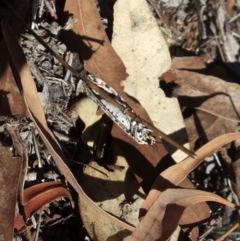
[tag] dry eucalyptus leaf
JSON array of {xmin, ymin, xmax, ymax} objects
[
  {"xmin": 171, "ymin": 56, "xmax": 206, "ymax": 71},
  {"xmin": 140, "ymin": 132, "xmax": 240, "ymax": 221},
  {"xmin": 162, "ymin": 69, "xmax": 240, "ymax": 122},
  {"xmin": 112, "ymin": 0, "xmax": 188, "ymax": 162},
  {"xmin": 161, "ymin": 68, "xmax": 240, "ymax": 149},
  {"xmin": 131, "ymin": 189, "xmax": 237, "ymax": 241},
  {"xmin": 185, "ymin": 110, "xmax": 236, "ymax": 150},
  {"xmin": 63, "ymin": 0, "xmax": 128, "ymax": 84}
]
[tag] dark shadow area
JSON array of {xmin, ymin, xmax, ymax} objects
[
  {"xmin": 160, "ymin": 79, "xmax": 240, "ymax": 121},
  {"xmin": 161, "ymin": 127, "xmax": 189, "ymax": 156},
  {"xmin": 178, "ymin": 92, "xmax": 240, "ymax": 122},
  {"xmin": 0, "ymin": 90, "xmax": 11, "ymax": 116},
  {"xmin": 191, "ymin": 111, "xmax": 209, "ymax": 150},
  {"xmin": 59, "ymin": 28, "xmax": 103, "ymax": 61},
  {"xmin": 0, "ymin": 39, "xmax": 10, "ymax": 86},
  {"xmin": 226, "ymin": 62, "xmax": 240, "ymax": 81},
  {"xmin": 160, "ymin": 204, "xmax": 185, "ymax": 241},
  {"xmin": 169, "ymin": 46, "xmax": 197, "ymax": 58},
  {"xmin": 159, "ymin": 80, "xmax": 180, "ymax": 97},
  {"xmin": 95, "ymin": 0, "xmax": 117, "ymax": 40},
  {"xmin": 74, "ymin": 166, "xmax": 145, "ymax": 203},
  {"xmin": 106, "ymin": 229, "xmax": 131, "ymax": 241},
  {"xmin": 113, "ymin": 137, "xmax": 176, "ymax": 194}
]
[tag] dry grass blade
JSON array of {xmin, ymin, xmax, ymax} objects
[
  {"xmin": 140, "ymin": 132, "xmax": 240, "ymax": 220},
  {"xmin": 1, "ymin": 15, "xmax": 135, "ymax": 232},
  {"xmin": 131, "ymin": 189, "xmax": 237, "ymax": 241}
]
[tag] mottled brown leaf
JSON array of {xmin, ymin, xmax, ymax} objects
[{"xmin": 185, "ymin": 110, "xmax": 236, "ymax": 150}]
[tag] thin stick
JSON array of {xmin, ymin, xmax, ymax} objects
[
  {"xmin": 215, "ymin": 221, "xmax": 240, "ymax": 241},
  {"xmin": 3, "ymin": 0, "xmax": 196, "ymax": 158}
]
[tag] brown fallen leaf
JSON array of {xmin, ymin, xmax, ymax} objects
[
  {"xmin": 0, "ymin": 39, "xmax": 26, "ymax": 116},
  {"xmin": 63, "ymin": 0, "xmax": 128, "ymax": 84},
  {"xmin": 1, "ymin": 15, "xmax": 134, "ymax": 232},
  {"xmin": 131, "ymin": 189, "xmax": 237, "ymax": 241},
  {"xmin": 0, "ymin": 146, "xmax": 22, "ymax": 241},
  {"xmin": 161, "ymin": 68, "xmax": 240, "ymax": 149},
  {"xmin": 140, "ymin": 132, "xmax": 240, "ymax": 221},
  {"xmin": 171, "ymin": 56, "xmax": 206, "ymax": 71},
  {"xmin": 14, "ymin": 181, "xmax": 72, "ymax": 230},
  {"xmin": 162, "ymin": 69, "xmax": 240, "ymax": 123},
  {"xmin": 185, "ymin": 110, "xmax": 236, "ymax": 150},
  {"xmin": 0, "ymin": 0, "xmax": 31, "ymax": 117}
]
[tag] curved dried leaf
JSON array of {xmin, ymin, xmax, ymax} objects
[
  {"xmin": 1, "ymin": 16, "xmax": 134, "ymax": 232},
  {"xmin": 140, "ymin": 132, "xmax": 240, "ymax": 219},
  {"xmin": 131, "ymin": 189, "xmax": 237, "ymax": 241},
  {"xmin": 14, "ymin": 181, "xmax": 72, "ymax": 230}
]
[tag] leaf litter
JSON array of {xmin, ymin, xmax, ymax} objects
[{"xmin": 1, "ymin": 0, "xmax": 240, "ymax": 241}]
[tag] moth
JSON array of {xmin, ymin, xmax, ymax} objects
[{"xmin": 79, "ymin": 75, "xmax": 156, "ymax": 145}]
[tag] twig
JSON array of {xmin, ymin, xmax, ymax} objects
[
  {"xmin": 3, "ymin": 0, "xmax": 196, "ymax": 158},
  {"xmin": 31, "ymin": 126, "xmax": 43, "ymax": 168},
  {"xmin": 215, "ymin": 221, "xmax": 240, "ymax": 241},
  {"xmin": 34, "ymin": 209, "xmax": 43, "ymax": 241},
  {"xmin": 67, "ymin": 159, "xmax": 109, "ymax": 178}
]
